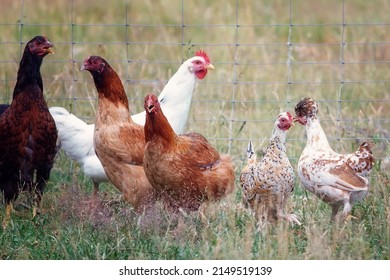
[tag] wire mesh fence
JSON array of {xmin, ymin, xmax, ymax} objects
[{"xmin": 0, "ymin": 0, "xmax": 389, "ymax": 166}]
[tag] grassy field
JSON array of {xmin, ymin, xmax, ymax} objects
[{"xmin": 0, "ymin": 0, "xmax": 389, "ymax": 260}]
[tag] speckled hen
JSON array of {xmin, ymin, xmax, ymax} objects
[
  {"xmin": 294, "ymin": 97, "xmax": 374, "ymax": 221},
  {"xmin": 240, "ymin": 112, "xmax": 301, "ymax": 227}
]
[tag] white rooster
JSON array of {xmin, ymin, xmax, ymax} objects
[
  {"xmin": 50, "ymin": 51, "xmax": 214, "ymax": 192},
  {"xmin": 294, "ymin": 97, "xmax": 375, "ymax": 221}
]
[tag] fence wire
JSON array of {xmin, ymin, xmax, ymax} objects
[{"xmin": 0, "ymin": 0, "xmax": 389, "ymax": 165}]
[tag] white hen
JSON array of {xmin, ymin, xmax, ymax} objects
[
  {"xmin": 49, "ymin": 107, "xmax": 107, "ymax": 193},
  {"xmin": 294, "ymin": 97, "xmax": 375, "ymax": 221},
  {"xmin": 50, "ymin": 51, "xmax": 214, "ymax": 191},
  {"xmin": 131, "ymin": 50, "xmax": 214, "ymax": 129}
]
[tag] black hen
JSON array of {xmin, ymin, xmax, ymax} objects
[{"xmin": 0, "ymin": 36, "xmax": 58, "ymax": 228}]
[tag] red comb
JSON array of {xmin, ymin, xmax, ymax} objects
[{"xmin": 195, "ymin": 50, "xmax": 210, "ymax": 64}]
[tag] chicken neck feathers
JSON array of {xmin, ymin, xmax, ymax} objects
[
  {"xmin": 132, "ymin": 55, "xmax": 200, "ymax": 130},
  {"xmin": 13, "ymin": 49, "xmax": 44, "ymax": 95},
  {"xmin": 92, "ymin": 65, "xmax": 130, "ymax": 110}
]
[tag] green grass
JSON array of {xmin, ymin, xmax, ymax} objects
[
  {"xmin": 0, "ymin": 0, "xmax": 389, "ymax": 260},
  {"xmin": 1, "ymin": 153, "xmax": 389, "ymax": 260}
]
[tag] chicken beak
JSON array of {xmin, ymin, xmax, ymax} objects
[
  {"xmin": 47, "ymin": 47, "xmax": 55, "ymax": 54},
  {"xmin": 80, "ymin": 65, "xmax": 86, "ymax": 71},
  {"xmin": 146, "ymin": 99, "xmax": 156, "ymax": 113},
  {"xmin": 145, "ymin": 97, "xmax": 152, "ymax": 113},
  {"xmin": 292, "ymin": 116, "xmax": 307, "ymax": 125},
  {"xmin": 206, "ymin": 63, "xmax": 215, "ymax": 70}
]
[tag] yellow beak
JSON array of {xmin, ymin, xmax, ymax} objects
[{"xmin": 206, "ymin": 63, "xmax": 215, "ymax": 70}]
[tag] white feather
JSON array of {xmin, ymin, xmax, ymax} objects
[{"xmin": 49, "ymin": 107, "xmax": 108, "ymax": 183}]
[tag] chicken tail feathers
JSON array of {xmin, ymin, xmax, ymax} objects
[
  {"xmin": 347, "ymin": 141, "xmax": 375, "ymax": 176},
  {"xmin": 246, "ymin": 140, "xmax": 256, "ymax": 164}
]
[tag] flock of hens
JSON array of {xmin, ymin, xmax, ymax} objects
[{"xmin": 0, "ymin": 36, "xmax": 375, "ymax": 230}]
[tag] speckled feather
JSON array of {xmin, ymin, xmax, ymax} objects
[
  {"xmin": 240, "ymin": 112, "xmax": 300, "ymax": 225},
  {"xmin": 294, "ymin": 97, "xmax": 375, "ymax": 221}
]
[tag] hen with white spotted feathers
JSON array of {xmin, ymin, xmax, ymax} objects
[
  {"xmin": 240, "ymin": 112, "xmax": 301, "ymax": 228},
  {"xmin": 294, "ymin": 97, "xmax": 375, "ymax": 221}
]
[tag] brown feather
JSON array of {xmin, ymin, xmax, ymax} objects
[
  {"xmin": 0, "ymin": 36, "xmax": 57, "ymax": 227},
  {"xmin": 329, "ymin": 164, "xmax": 368, "ymax": 190},
  {"xmin": 82, "ymin": 56, "xmax": 155, "ymax": 211},
  {"xmin": 143, "ymin": 94, "xmax": 235, "ymax": 212}
]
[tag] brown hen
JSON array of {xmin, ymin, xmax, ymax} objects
[
  {"xmin": 81, "ymin": 56, "xmax": 155, "ymax": 212},
  {"xmin": 143, "ymin": 94, "xmax": 235, "ymax": 212},
  {"xmin": 0, "ymin": 36, "xmax": 57, "ymax": 228}
]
